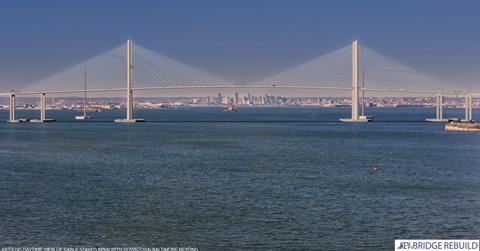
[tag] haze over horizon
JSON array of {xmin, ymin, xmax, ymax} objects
[{"xmin": 1, "ymin": 0, "xmax": 479, "ymax": 92}]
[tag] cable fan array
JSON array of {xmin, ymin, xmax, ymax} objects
[
  {"xmin": 252, "ymin": 44, "xmax": 450, "ymax": 92},
  {"xmin": 252, "ymin": 45, "xmax": 352, "ymax": 87},
  {"xmin": 21, "ymin": 43, "xmax": 232, "ymax": 92},
  {"xmin": 21, "ymin": 42, "xmax": 454, "ymax": 93},
  {"xmin": 361, "ymin": 46, "xmax": 451, "ymax": 92}
]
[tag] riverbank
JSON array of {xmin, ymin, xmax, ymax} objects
[{"xmin": 445, "ymin": 121, "xmax": 480, "ymax": 132}]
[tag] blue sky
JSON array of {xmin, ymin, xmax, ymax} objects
[{"xmin": 0, "ymin": 0, "xmax": 479, "ymax": 89}]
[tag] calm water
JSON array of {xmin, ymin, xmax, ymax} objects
[{"xmin": 0, "ymin": 107, "xmax": 479, "ymax": 250}]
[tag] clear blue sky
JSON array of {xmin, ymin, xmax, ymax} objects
[{"xmin": 0, "ymin": 0, "xmax": 479, "ymax": 89}]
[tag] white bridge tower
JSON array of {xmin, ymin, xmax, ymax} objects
[
  {"xmin": 115, "ymin": 39, "xmax": 145, "ymax": 123},
  {"xmin": 340, "ymin": 40, "xmax": 371, "ymax": 122}
]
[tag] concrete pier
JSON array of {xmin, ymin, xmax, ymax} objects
[
  {"xmin": 426, "ymin": 94, "xmax": 448, "ymax": 122},
  {"xmin": 115, "ymin": 39, "xmax": 145, "ymax": 123},
  {"xmin": 30, "ymin": 93, "xmax": 55, "ymax": 123},
  {"xmin": 340, "ymin": 40, "xmax": 371, "ymax": 123},
  {"xmin": 41, "ymin": 93, "xmax": 45, "ymax": 121}
]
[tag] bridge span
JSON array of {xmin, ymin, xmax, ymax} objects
[{"xmin": 1, "ymin": 40, "xmax": 478, "ymax": 123}]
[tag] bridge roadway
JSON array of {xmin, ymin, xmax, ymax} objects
[{"xmin": 1, "ymin": 85, "xmax": 480, "ymax": 96}]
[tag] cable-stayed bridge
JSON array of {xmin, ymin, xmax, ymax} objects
[{"xmin": 1, "ymin": 39, "xmax": 478, "ymax": 123}]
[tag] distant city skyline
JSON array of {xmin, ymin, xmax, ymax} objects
[
  {"xmin": 1, "ymin": 0, "xmax": 479, "ymax": 91},
  {"xmin": 1, "ymin": 95, "xmax": 477, "ymax": 109}
]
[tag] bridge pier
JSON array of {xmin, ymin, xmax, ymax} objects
[
  {"xmin": 115, "ymin": 39, "xmax": 144, "ymax": 123},
  {"xmin": 340, "ymin": 40, "xmax": 371, "ymax": 122},
  {"xmin": 7, "ymin": 93, "xmax": 16, "ymax": 122},
  {"xmin": 463, "ymin": 95, "xmax": 473, "ymax": 122},
  {"xmin": 41, "ymin": 93, "xmax": 45, "ymax": 121},
  {"xmin": 426, "ymin": 94, "xmax": 447, "ymax": 122},
  {"xmin": 30, "ymin": 93, "xmax": 55, "ymax": 123}
]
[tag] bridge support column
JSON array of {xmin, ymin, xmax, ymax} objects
[
  {"xmin": 115, "ymin": 39, "xmax": 144, "ymax": 123},
  {"xmin": 426, "ymin": 94, "xmax": 447, "ymax": 122},
  {"xmin": 340, "ymin": 40, "xmax": 370, "ymax": 122},
  {"xmin": 30, "ymin": 93, "xmax": 55, "ymax": 123},
  {"xmin": 463, "ymin": 95, "xmax": 473, "ymax": 122},
  {"xmin": 41, "ymin": 93, "xmax": 46, "ymax": 121},
  {"xmin": 7, "ymin": 93, "xmax": 16, "ymax": 122}
]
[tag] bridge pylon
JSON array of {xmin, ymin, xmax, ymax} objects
[
  {"xmin": 340, "ymin": 40, "xmax": 371, "ymax": 122},
  {"xmin": 115, "ymin": 39, "xmax": 145, "ymax": 123}
]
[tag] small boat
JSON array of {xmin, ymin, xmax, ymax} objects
[
  {"xmin": 358, "ymin": 69, "xmax": 372, "ymax": 122},
  {"xmin": 75, "ymin": 115, "xmax": 92, "ymax": 120},
  {"xmin": 75, "ymin": 68, "xmax": 92, "ymax": 120},
  {"xmin": 224, "ymin": 104, "xmax": 237, "ymax": 113},
  {"xmin": 223, "ymin": 99, "xmax": 237, "ymax": 112}
]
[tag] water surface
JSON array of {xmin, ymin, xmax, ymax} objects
[{"xmin": 0, "ymin": 108, "xmax": 479, "ymax": 250}]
